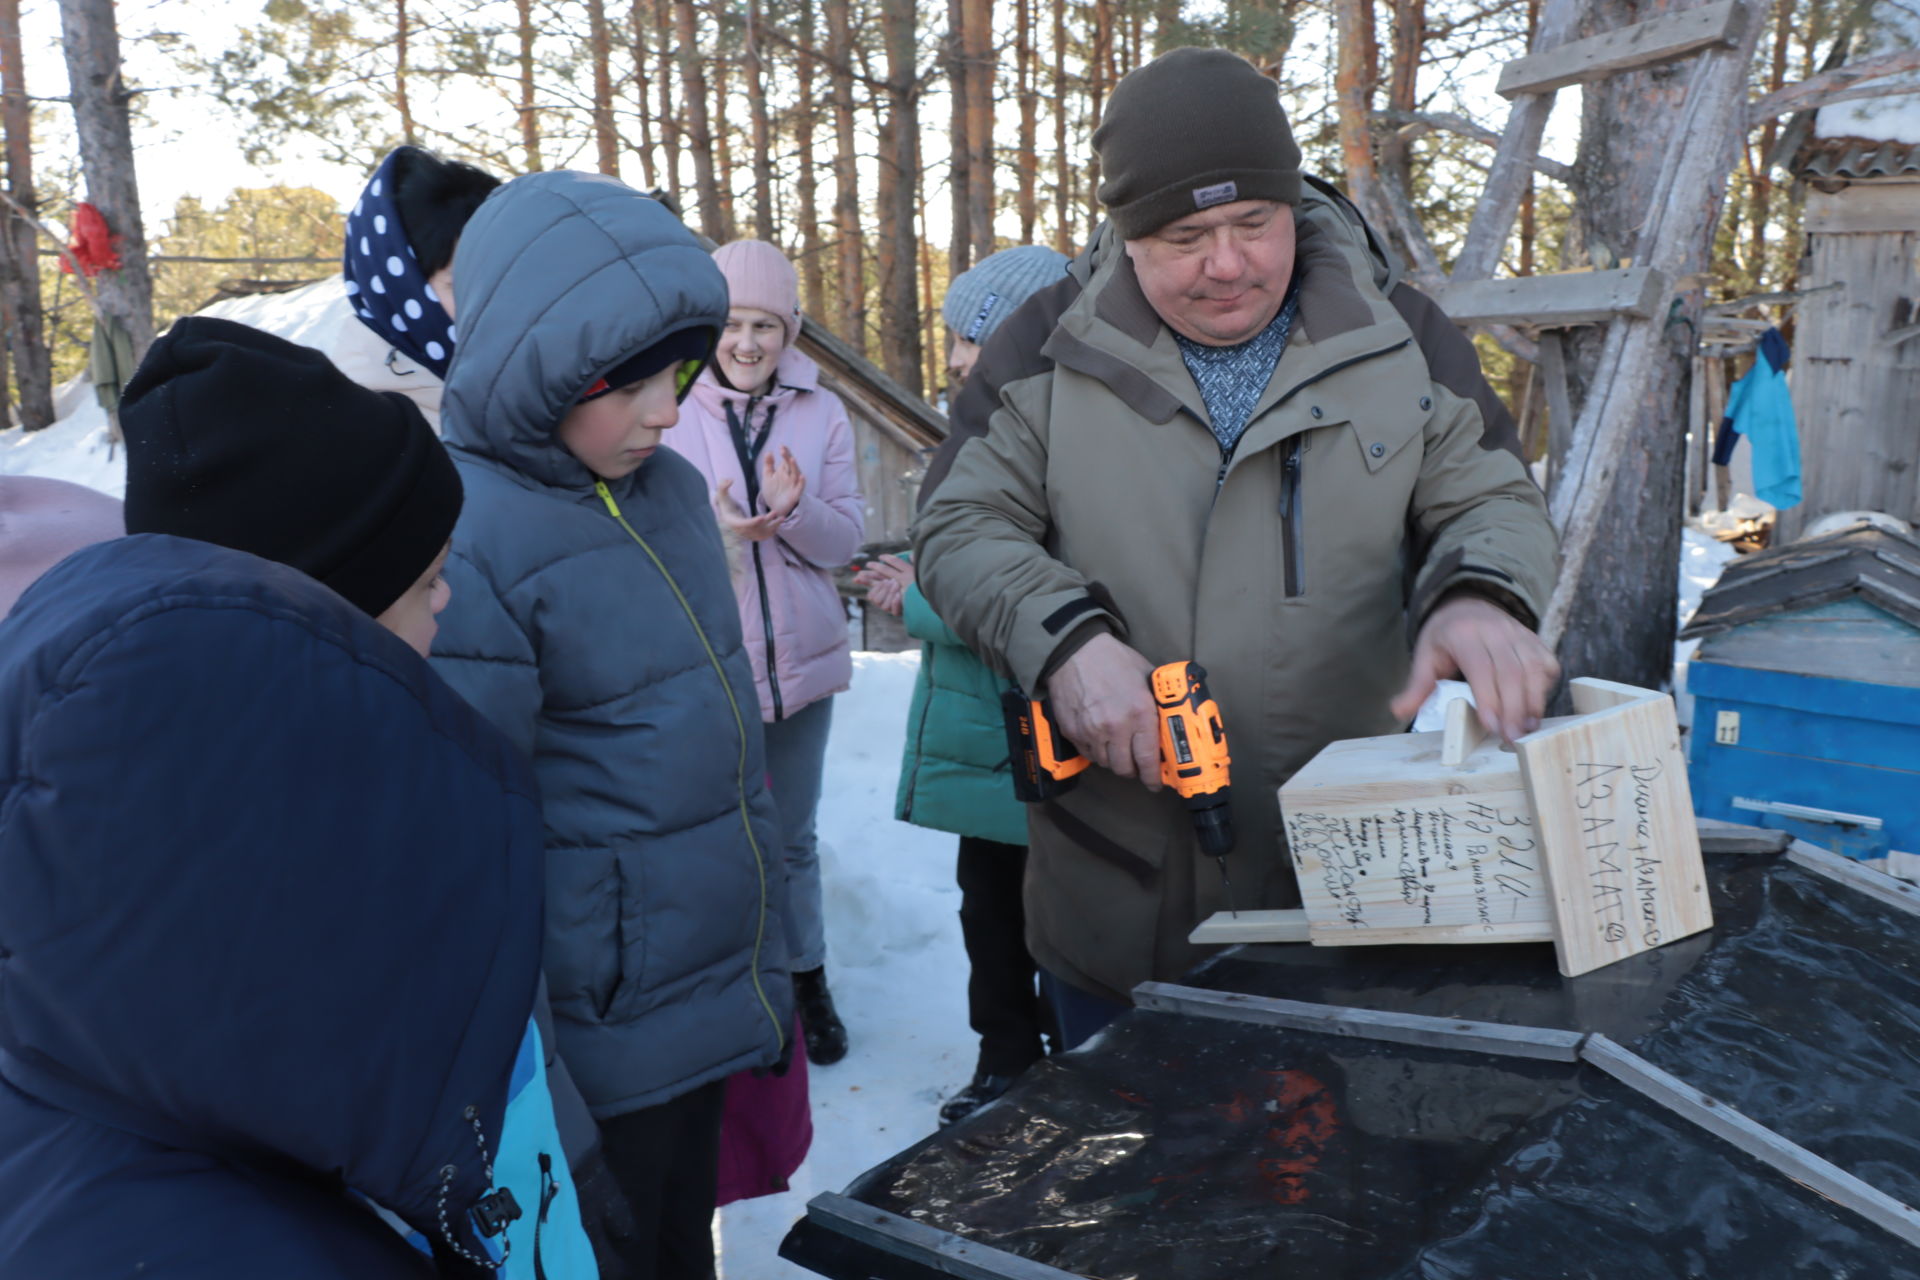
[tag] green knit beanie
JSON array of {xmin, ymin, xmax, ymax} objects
[{"xmin": 1093, "ymin": 47, "xmax": 1302, "ymax": 239}]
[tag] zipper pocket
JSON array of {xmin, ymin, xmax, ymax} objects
[{"xmin": 1279, "ymin": 436, "xmax": 1305, "ymax": 598}]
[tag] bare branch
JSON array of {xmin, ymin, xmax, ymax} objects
[
  {"xmin": 1377, "ymin": 108, "xmax": 1575, "ymax": 183},
  {"xmin": 1747, "ymin": 49, "xmax": 1920, "ymax": 125}
]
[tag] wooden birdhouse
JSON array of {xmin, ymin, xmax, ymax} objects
[{"xmin": 1211, "ymin": 679, "xmax": 1713, "ymax": 977}]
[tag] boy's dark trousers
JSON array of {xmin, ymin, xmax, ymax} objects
[
  {"xmin": 592, "ymin": 1079, "xmax": 727, "ymax": 1280},
  {"xmin": 957, "ymin": 838, "xmax": 1052, "ymax": 1075}
]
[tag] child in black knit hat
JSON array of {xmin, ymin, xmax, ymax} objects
[
  {"xmin": 112, "ymin": 314, "xmax": 611, "ymax": 1277},
  {"xmin": 119, "ymin": 315, "xmax": 461, "ymax": 655}
]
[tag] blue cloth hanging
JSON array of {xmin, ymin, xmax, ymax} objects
[
  {"xmin": 1714, "ymin": 326, "xmax": 1801, "ymax": 509},
  {"xmin": 342, "ymin": 149, "xmax": 459, "ymax": 381}
]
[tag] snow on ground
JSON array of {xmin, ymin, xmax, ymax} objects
[{"xmin": 717, "ymin": 651, "xmax": 972, "ymax": 1277}]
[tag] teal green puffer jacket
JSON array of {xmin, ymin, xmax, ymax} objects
[{"xmin": 893, "ymin": 574, "xmax": 1030, "ymax": 847}]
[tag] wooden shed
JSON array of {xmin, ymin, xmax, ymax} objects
[{"xmin": 1779, "ymin": 94, "xmax": 1920, "ymax": 540}]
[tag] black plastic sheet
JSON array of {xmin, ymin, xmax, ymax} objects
[{"xmin": 782, "ymin": 852, "xmax": 1920, "ymax": 1279}]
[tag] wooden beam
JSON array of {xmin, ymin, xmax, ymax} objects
[
  {"xmin": 1188, "ymin": 907, "xmax": 1310, "ymax": 945},
  {"xmin": 1805, "ymin": 184, "xmax": 1920, "ymax": 235},
  {"xmin": 1747, "ymin": 48, "xmax": 1920, "ymax": 125},
  {"xmin": 800, "ymin": 315, "xmax": 948, "ymax": 448},
  {"xmin": 1582, "ymin": 1035, "xmax": 1920, "ymax": 1250},
  {"xmin": 1787, "ymin": 839, "xmax": 1920, "ymax": 918},
  {"xmin": 801, "ymin": 1193, "xmax": 1084, "ymax": 1280},
  {"xmin": 1439, "ymin": 268, "xmax": 1668, "ymax": 327},
  {"xmin": 1133, "ymin": 982, "xmax": 1588, "ymax": 1062},
  {"xmin": 1496, "ymin": 1, "xmax": 1746, "ymax": 99}
]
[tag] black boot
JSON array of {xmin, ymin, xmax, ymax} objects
[
  {"xmin": 939, "ymin": 1071, "xmax": 1017, "ymax": 1126},
  {"xmin": 794, "ymin": 966, "xmax": 849, "ymax": 1065}
]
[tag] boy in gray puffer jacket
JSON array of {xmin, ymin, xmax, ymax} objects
[{"xmin": 430, "ymin": 169, "xmax": 793, "ymax": 1279}]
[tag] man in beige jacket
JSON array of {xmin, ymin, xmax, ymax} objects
[{"xmin": 914, "ymin": 47, "xmax": 1561, "ymax": 1033}]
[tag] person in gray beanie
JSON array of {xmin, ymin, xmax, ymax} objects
[
  {"xmin": 858, "ymin": 243, "xmax": 1071, "ymax": 1127},
  {"xmin": 941, "ymin": 245, "xmax": 1071, "ymax": 393},
  {"xmin": 913, "ymin": 46, "xmax": 1562, "ymax": 1044}
]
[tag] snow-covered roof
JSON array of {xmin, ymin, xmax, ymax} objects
[{"xmin": 1806, "ymin": 0, "xmax": 1920, "ymax": 159}]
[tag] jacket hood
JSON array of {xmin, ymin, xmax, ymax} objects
[
  {"xmin": 0, "ymin": 535, "xmax": 545, "ymax": 1265},
  {"xmin": 441, "ymin": 171, "xmax": 730, "ymax": 492}
]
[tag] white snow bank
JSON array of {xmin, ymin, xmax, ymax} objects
[{"xmin": 0, "ymin": 278, "xmax": 355, "ymax": 499}]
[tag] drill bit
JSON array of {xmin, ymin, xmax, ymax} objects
[{"xmin": 1215, "ymin": 854, "xmax": 1239, "ymax": 917}]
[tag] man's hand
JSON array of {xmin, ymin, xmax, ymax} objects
[
  {"xmin": 1047, "ymin": 632, "xmax": 1161, "ymax": 790},
  {"xmin": 1391, "ymin": 594, "xmax": 1560, "ymax": 743},
  {"xmin": 852, "ymin": 553, "xmax": 913, "ymax": 616}
]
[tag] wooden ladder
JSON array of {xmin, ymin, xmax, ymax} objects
[{"xmin": 1436, "ymin": 0, "xmax": 1766, "ymax": 650}]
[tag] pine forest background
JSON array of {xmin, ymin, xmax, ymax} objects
[{"xmin": 1, "ymin": 0, "xmax": 1879, "ymax": 412}]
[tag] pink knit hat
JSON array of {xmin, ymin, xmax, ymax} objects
[{"xmin": 712, "ymin": 239, "xmax": 803, "ymax": 344}]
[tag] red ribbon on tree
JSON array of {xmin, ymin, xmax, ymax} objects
[{"xmin": 62, "ymin": 202, "xmax": 122, "ymax": 276}]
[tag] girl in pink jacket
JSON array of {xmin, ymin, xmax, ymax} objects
[{"xmin": 663, "ymin": 239, "xmax": 864, "ymax": 1067}]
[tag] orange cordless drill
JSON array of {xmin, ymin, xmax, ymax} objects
[
  {"xmin": 1004, "ymin": 662, "xmax": 1238, "ymax": 903},
  {"xmin": 1151, "ymin": 660, "xmax": 1238, "ymax": 909}
]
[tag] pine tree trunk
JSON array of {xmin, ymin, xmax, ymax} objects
[
  {"xmin": 588, "ymin": 0, "xmax": 619, "ymax": 174},
  {"xmin": 1051, "ymin": 0, "xmax": 1069, "ymax": 253},
  {"xmin": 0, "ymin": 0, "xmax": 53, "ymax": 431},
  {"xmin": 57, "ymin": 0, "xmax": 154, "ymax": 364},
  {"xmin": 879, "ymin": 0, "xmax": 923, "ymax": 395},
  {"xmin": 947, "ymin": 0, "xmax": 971, "ymax": 277},
  {"xmin": 1748, "ymin": 0, "xmax": 1791, "ymax": 274},
  {"xmin": 395, "ymin": 0, "xmax": 417, "ymax": 145},
  {"xmin": 656, "ymin": 0, "xmax": 681, "ymax": 205},
  {"xmin": 712, "ymin": 47, "xmax": 736, "ymax": 240},
  {"xmin": 1015, "ymin": 0, "xmax": 1038, "ymax": 244},
  {"xmin": 795, "ymin": 0, "xmax": 825, "ymax": 314},
  {"xmin": 677, "ymin": 1, "xmax": 725, "ymax": 240},
  {"xmin": 827, "ymin": 0, "xmax": 865, "ymax": 349},
  {"xmin": 745, "ymin": 0, "xmax": 775, "ymax": 239},
  {"xmin": 963, "ymin": 0, "xmax": 995, "ymax": 262},
  {"xmin": 1380, "ymin": 0, "xmax": 1423, "ymax": 195},
  {"xmin": 1332, "ymin": 0, "xmax": 1391, "ymax": 235},
  {"xmin": 919, "ymin": 183, "xmax": 941, "ymax": 394},
  {"xmin": 627, "ymin": 1, "xmax": 657, "ymax": 188},
  {"xmin": 515, "ymin": 0, "xmax": 542, "ymax": 170},
  {"xmin": 1086, "ymin": 0, "xmax": 1111, "ymax": 235}
]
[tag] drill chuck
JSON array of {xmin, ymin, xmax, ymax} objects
[{"xmin": 1188, "ymin": 799, "xmax": 1235, "ymax": 859}]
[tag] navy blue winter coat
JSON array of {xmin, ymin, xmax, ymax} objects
[
  {"xmin": 432, "ymin": 171, "xmax": 792, "ymax": 1117},
  {"xmin": 0, "ymin": 535, "xmax": 546, "ymax": 1277}
]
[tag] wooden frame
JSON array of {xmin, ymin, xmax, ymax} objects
[{"xmin": 1495, "ymin": 0, "xmax": 1746, "ymax": 97}]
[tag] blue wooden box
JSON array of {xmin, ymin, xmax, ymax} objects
[{"xmin": 1683, "ymin": 526, "xmax": 1920, "ymax": 861}]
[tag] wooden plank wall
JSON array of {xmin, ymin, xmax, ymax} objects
[{"xmin": 1783, "ymin": 180, "xmax": 1920, "ymax": 541}]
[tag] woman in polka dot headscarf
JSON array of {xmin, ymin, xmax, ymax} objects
[{"xmin": 333, "ymin": 147, "xmax": 501, "ymax": 433}]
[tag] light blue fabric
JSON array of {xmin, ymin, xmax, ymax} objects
[
  {"xmin": 1724, "ymin": 328, "xmax": 1801, "ymax": 510},
  {"xmin": 495, "ymin": 1020, "xmax": 596, "ymax": 1279},
  {"xmin": 431, "ymin": 171, "xmax": 793, "ymax": 1118}
]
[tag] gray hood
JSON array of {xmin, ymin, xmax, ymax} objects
[{"xmin": 441, "ymin": 170, "xmax": 728, "ymax": 492}]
